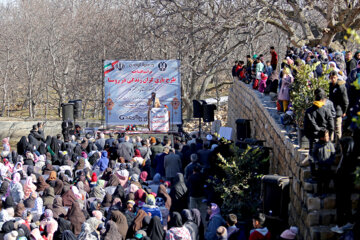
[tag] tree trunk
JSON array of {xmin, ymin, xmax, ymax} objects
[{"xmin": 319, "ymin": 30, "xmax": 337, "ymax": 47}]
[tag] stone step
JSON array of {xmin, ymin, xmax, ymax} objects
[
  {"xmin": 305, "ymin": 193, "xmax": 359, "ymax": 211},
  {"xmin": 309, "ymin": 225, "xmax": 337, "ymax": 240}
]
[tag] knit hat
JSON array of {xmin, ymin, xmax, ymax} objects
[
  {"xmin": 280, "ymin": 226, "xmax": 298, "ymax": 239},
  {"xmin": 4, "ymin": 231, "xmax": 18, "ymax": 240}
]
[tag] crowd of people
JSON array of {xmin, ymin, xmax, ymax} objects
[
  {"xmin": 0, "ymin": 122, "xmax": 300, "ymax": 240},
  {"xmin": 232, "ymin": 46, "xmax": 360, "ymax": 236}
]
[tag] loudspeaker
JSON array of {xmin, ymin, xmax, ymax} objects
[
  {"xmin": 236, "ymin": 119, "xmax": 251, "ymax": 140},
  {"xmin": 193, "ymin": 100, "xmax": 207, "ymax": 118},
  {"xmin": 261, "ymin": 175, "xmax": 290, "ymax": 220},
  {"xmin": 69, "ymin": 99, "xmax": 82, "ymax": 119},
  {"xmin": 202, "ymin": 104, "xmax": 216, "ymax": 122},
  {"xmin": 62, "ymin": 103, "xmax": 74, "ymax": 121}
]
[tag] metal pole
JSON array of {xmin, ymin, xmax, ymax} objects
[
  {"xmin": 199, "ymin": 117, "xmax": 201, "ymax": 139},
  {"xmin": 101, "ymin": 59, "xmax": 105, "ymax": 129}
]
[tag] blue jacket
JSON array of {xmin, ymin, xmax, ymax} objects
[
  {"xmin": 205, "ymin": 214, "xmax": 226, "ymax": 240},
  {"xmin": 96, "ymin": 151, "xmax": 109, "ymax": 171}
]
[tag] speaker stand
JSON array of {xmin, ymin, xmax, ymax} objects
[{"xmin": 198, "ymin": 117, "xmax": 202, "ymax": 139}]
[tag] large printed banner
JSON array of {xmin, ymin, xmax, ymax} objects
[{"xmin": 104, "ymin": 60, "xmax": 181, "ymax": 126}]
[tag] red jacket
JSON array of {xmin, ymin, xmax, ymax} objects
[
  {"xmin": 249, "ymin": 227, "xmax": 271, "ymax": 240},
  {"xmin": 271, "ymin": 51, "xmax": 278, "ymax": 65}
]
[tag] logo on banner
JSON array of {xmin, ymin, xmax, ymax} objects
[
  {"xmin": 158, "ymin": 62, "xmax": 167, "ymax": 71},
  {"xmin": 115, "ymin": 62, "xmax": 125, "ymax": 71}
]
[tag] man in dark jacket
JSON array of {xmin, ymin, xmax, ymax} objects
[
  {"xmin": 150, "ymin": 138, "xmax": 164, "ymax": 177},
  {"xmin": 304, "ymin": 88, "xmax": 334, "ymax": 153},
  {"xmin": 329, "ymin": 71, "xmax": 349, "ymax": 140},
  {"xmin": 345, "ymin": 51, "xmax": 357, "ymax": 76}
]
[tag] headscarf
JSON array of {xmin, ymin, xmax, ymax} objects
[
  {"xmin": 157, "ymin": 184, "xmax": 171, "ymax": 210},
  {"xmin": 76, "ymin": 223, "xmax": 97, "ymax": 240},
  {"xmin": 132, "ymin": 209, "xmax": 148, "ymax": 233},
  {"xmin": 169, "ymin": 212, "xmax": 183, "ymax": 228},
  {"xmin": 3, "ymin": 195, "xmax": 15, "ymax": 209},
  {"xmin": 134, "ymin": 189, "xmax": 147, "ymax": 205},
  {"xmin": 91, "ymin": 172, "xmax": 97, "ymax": 182},
  {"xmin": 30, "ymin": 228, "xmax": 42, "ymax": 240},
  {"xmin": 106, "ymin": 174, "xmax": 121, "ymax": 187},
  {"xmin": 48, "ymin": 171, "xmax": 57, "ymax": 181},
  {"xmin": 55, "ymin": 217, "xmax": 72, "ymax": 240},
  {"xmin": 134, "ymin": 149, "xmax": 141, "ymax": 157},
  {"xmin": 140, "ymin": 171, "xmax": 148, "ymax": 182},
  {"xmin": 67, "ymin": 202, "xmax": 86, "ymax": 236},
  {"xmin": 23, "ymin": 191, "xmax": 36, "ymax": 208},
  {"xmin": 44, "ymin": 217, "xmax": 58, "ymax": 240},
  {"xmin": 92, "ymin": 210, "xmax": 103, "ymax": 221},
  {"xmin": 36, "ymin": 175, "xmax": 50, "ymax": 192},
  {"xmin": 90, "ymin": 185, "xmax": 105, "ymax": 201},
  {"xmin": 52, "ymin": 197, "xmax": 67, "ymax": 219},
  {"xmin": 145, "ymin": 194, "xmax": 156, "ymax": 206},
  {"xmin": 152, "ymin": 173, "xmax": 161, "ymax": 184},
  {"xmin": 102, "ymin": 193, "xmax": 112, "ymax": 207},
  {"xmin": 171, "ymin": 173, "xmax": 187, "ymax": 199},
  {"xmin": 71, "ymin": 186, "xmax": 82, "ymax": 200},
  {"xmin": 54, "ymin": 179, "xmax": 64, "ymax": 195},
  {"xmin": 14, "ymin": 202, "xmax": 25, "ymax": 217},
  {"xmin": 110, "ymin": 210, "xmax": 128, "ymax": 240},
  {"xmin": 61, "ymin": 189, "xmax": 77, "ymax": 207},
  {"xmin": 17, "ymin": 136, "xmax": 29, "ymax": 156},
  {"xmin": 210, "ymin": 203, "xmax": 220, "ymax": 220},
  {"xmin": 42, "ymin": 187, "xmax": 55, "ymax": 206},
  {"xmin": 147, "ymin": 216, "xmax": 164, "ymax": 240},
  {"xmin": 191, "ymin": 209, "xmax": 202, "ymax": 227},
  {"xmin": 2, "ymin": 137, "xmax": 10, "ymax": 151},
  {"xmin": 11, "ymin": 172, "xmax": 20, "ymax": 184},
  {"xmin": 23, "ymin": 176, "xmax": 37, "ymax": 199},
  {"xmin": 43, "ymin": 162, "xmax": 54, "ymax": 175},
  {"xmin": 85, "ymin": 217, "xmax": 101, "ymax": 233},
  {"xmin": 104, "ymin": 220, "xmax": 123, "ymax": 240},
  {"xmin": 129, "ymin": 184, "xmax": 139, "ymax": 194},
  {"xmin": 75, "ymin": 158, "xmax": 85, "ymax": 171},
  {"xmin": 61, "ymin": 230, "xmax": 77, "ymax": 240}
]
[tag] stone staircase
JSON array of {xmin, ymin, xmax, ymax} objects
[{"xmin": 299, "ymin": 165, "xmax": 360, "ymax": 239}]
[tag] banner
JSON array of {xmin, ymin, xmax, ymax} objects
[
  {"xmin": 150, "ymin": 108, "xmax": 169, "ymax": 132},
  {"xmin": 104, "ymin": 60, "xmax": 181, "ymax": 126}
]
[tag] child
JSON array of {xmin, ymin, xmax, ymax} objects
[
  {"xmin": 311, "ymin": 129, "xmax": 335, "ymax": 196},
  {"xmin": 265, "ymin": 61, "xmax": 273, "ymax": 77},
  {"xmin": 237, "ymin": 61, "xmax": 246, "ymax": 81},
  {"xmin": 226, "ymin": 214, "xmax": 240, "ymax": 240},
  {"xmin": 258, "ymin": 73, "xmax": 267, "ymax": 93},
  {"xmin": 249, "ymin": 213, "xmax": 271, "ymax": 240}
]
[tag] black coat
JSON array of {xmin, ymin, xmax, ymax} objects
[
  {"xmin": 304, "ymin": 102, "xmax": 334, "ymax": 139},
  {"xmin": 329, "ymin": 81, "xmax": 349, "ymax": 117}
]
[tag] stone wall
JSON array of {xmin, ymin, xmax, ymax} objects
[
  {"xmin": 0, "ymin": 120, "xmax": 101, "ymax": 145},
  {"xmin": 227, "ymin": 80, "xmax": 340, "ymax": 239}
]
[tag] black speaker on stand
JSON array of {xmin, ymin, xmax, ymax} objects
[
  {"xmin": 202, "ymin": 104, "xmax": 216, "ymax": 122},
  {"xmin": 62, "ymin": 103, "xmax": 74, "ymax": 122},
  {"xmin": 68, "ymin": 99, "xmax": 82, "ymax": 119},
  {"xmin": 236, "ymin": 119, "xmax": 252, "ymax": 140},
  {"xmin": 193, "ymin": 100, "xmax": 207, "ymax": 138}
]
